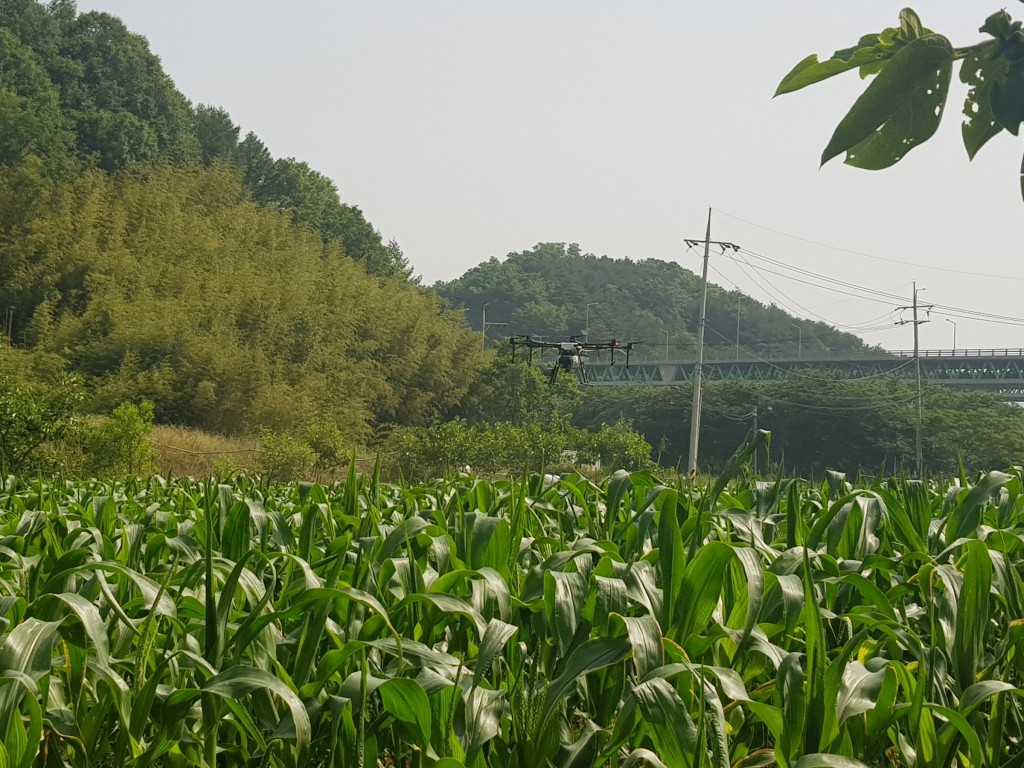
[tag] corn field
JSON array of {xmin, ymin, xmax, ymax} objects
[{"xmin": 2, "ymin": 440, "xmax": 1024, "ymax": 767}]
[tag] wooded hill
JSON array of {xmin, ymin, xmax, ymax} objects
[
  {"xmin": 4, "ymin": 0, "xmax": 1024, "ymax": 479},
  {"xmin": 436, "ymin": 242, "xmax": 876, "ymax": 361},
  {"xmin": 0, "ymin": 0, "xmax": 480, "ymax": 444}
]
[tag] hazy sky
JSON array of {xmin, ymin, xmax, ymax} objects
[{"xmin": 79, "ymin": 1, "xmax": 1024, "ymax": 352}]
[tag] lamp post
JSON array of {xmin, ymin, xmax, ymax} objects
[
  {"xmin": 660, "ymin": 329, "xmax": 669, "ymax": 361},
  {"xmin": 791, "ymin": 323, "xmax": 802, "ymax": 359},
  {"xmin": 946, "ymin": 318, "xmax": 957, "ymax": 351},
  {"xmin": 585, "ymin": 302, "xmax": 598, "ymax": 341}
]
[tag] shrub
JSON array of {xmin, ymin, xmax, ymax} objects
[
  {"xmin": 584, "ymin": 419, "xmax": 652, "ymax": 471},
  {"xmin": 387, "ymin": 417, "xmax": 652, "ymax": 480},
  {"xmin": 259, "ymin": 428, "xmax": 315, "ymax": 481},
  {"xmin": 0, "ymin": 375, "xmax": 83, "ymax": 475},
  {"xmin": 80, "ymin": 401, "xmax": 158, "ymax": 477}
]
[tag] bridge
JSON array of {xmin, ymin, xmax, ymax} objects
[{"xmin": 581, "ymin": 349, "xmax": 1024, "ymax": 400}]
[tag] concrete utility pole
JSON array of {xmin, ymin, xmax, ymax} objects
[
  {"xmin": 752, "ymin": 407, "xmax": 758, "ymax": 474},
  {"xmin": 735, "ymin": 294, "xmax": 741, "ymax": 361},
  {"xmin": 684, "ymin": 209, "xmax": 740, "ymax": 475},
  {"xmin": 585, "ymin": 302, "xmax": 598, "ymax": 341},
  {"xmin": 897, "ymin": 283, "xmax": 931, "ymax": 476},
  {"xmin": 481, "ymin": 303, "xmax": 509, "ymax": 351},
  {"xmin": 482, "ymin": 303, "xmax": 488, "ymax": 352}
]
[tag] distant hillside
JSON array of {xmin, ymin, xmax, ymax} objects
[
  {"xmin": 0, "ymin": 0, "xmax": 478, "ymax": 441},
  {"xmin": 0, "ymin": 0, "xmax": 408, "ymax": 278},
  {"xmin": 435, "ymin": 242, "xmax": 875, "ymax": 361}
]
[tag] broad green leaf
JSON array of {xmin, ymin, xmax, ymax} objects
[
  {"xmin": 379, "ymin": 678, "xmax": 434, "ymax": 757},
  {"xmin": 541, "ymin": 636, "xmax": 630, "ymax": 728},
  {"xmin": 952, "ymin": 540, "xmax": 992, "ymax": 690},
  {"xmin": 0, "ymin": 676, "xmax": 42, "ymax": 768},
  {"xmin": 622, "ymin": 748, "xmax": 669, "ymax": 768},
  {"xmin": 657, "ymin": 491, "xmax": 684, "ymax": 631},
  {"xmin": 0, "ymin": 618, "xmax": 59, "ymax": 680},
  {"xmin": 777, "ymin": 653, "xmax": 806, "ymax": 766},
  {"xmin": 960, "ymin": 44, "xmax": 1008, "ymax": 158},
  {"xmin": 834, "ymin": 661, "xmax": 886, "ymax": 725},
  {"xmin": 203, "ymin": 665, "xmax": 311, "ymax": 758},
  {"xmin": 632, "ymin": 677, "xmax": 699, "ymax": 768},
  {"xmin": 460, "ymin": 685, "xmax": 504, "ymax": 763},
  {"xmin": 822, "ymin": 35, "xmax": 954, "ymax": 169},
  {"xmin": 473, "ymin": 619, "xmax": 518, "ymax": 689},
  {"xmin": 776, "ymin": 36, "xmax": 894, "ymax": 96},
  {"xmin": 544, "ymin": 569, "xmax": 587, "ymax": 655},
  {"xmin": 613, "ymin": 613, "xmax": 663, "ymax": 680},
  {"xmin": 944, "ymin": 470, "xmax": 1011, "ymax": 545},
  {"xmin": 992, "ymin": 58, "xmax": 1024, "ymax": 136},
  {"xmin": 792, "ymin": 756, "xmax": 870, "ymax": 768}
]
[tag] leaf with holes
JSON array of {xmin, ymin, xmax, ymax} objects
[{"xmin": 822, "ymin": 35, "xmax": 954, "ymax": 169}]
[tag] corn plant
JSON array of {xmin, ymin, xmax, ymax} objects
[{"xmin": 0, "ymin": 443, "xmax": 1023, "ymax": 766}]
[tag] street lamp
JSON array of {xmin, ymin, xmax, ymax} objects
[
  {"xmin": 791, "ymin": 323, "xmax": 802, "ymax": 359},
  {"xmin": 946, "ymin": 318, "xmax": 957, "ymax": 351},
  {"xmin": 585, "ymin": 302, "xmax": 599, "ymax": 341},
  {"xmin": 660, "ymin": 329, "xmax": 669, "ymax": 361}
]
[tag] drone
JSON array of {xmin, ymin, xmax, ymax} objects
[{"xmin": 508, "ymin": 335, "xmax": 639, "ymax": 383}]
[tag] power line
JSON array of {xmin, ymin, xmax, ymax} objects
[
  {"xmin": 725, "ymin": 254, "xmax": 907, "ymax": 310},
  {"xmin": 711, "ymin": 260, "xmax": 900, "ymax": 334},
  {"xmin": 730, "ymin": 247, "xmax": 1024, "ymax": 330},
  {"xmin": 713, "ymin": 208, "xmax": 1024, "ymax": 283},
  {"xmin": 764, "ymin": 396, "xmax": 916, "ymax": 413},
  {"xmin": 735, "ymin": 248, "xmax": 908, "ymax": 302}
]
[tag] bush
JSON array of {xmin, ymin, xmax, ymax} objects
[
  {"xmin": 304, "ymin": 421, "xmax": 351, "ymax": 477},
  {"xmin": 582, "ymin": 419, "xmax": 652, "ymax": 471},
  {"xmin": 387, "ymin": 417, "xmax": 652, "ymax": 480},
  {"xmin": 0, "ymin": 375, "xmax": 83, "ymax": 475},
  {"xmin": 259, "ymin": 428, "xmax": 315, "ymax": 481},
  {"xmin": 80, "ymin": 401, "xmax": 158, "ymax": 477}
]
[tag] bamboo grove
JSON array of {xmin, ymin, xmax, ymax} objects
[{"xmin": 2, "ymin": 442, "xmax": 1024, "ymax": 767}]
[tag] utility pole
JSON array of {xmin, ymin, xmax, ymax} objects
[
  {"xmin": 480, "ymin": 304, "xmax": 508, "ymax": 351},
  {"xmin": 735, "ymin": 294, "xmax": 741, "ymax": 361},
  {"xmin": 791, "ymin": 323, "xmax": 802, "ymax": 359},
  {"xmin": 585, "ymin": 302, "xmax": 598, "ymax": 341},
  {"xmin": 896, "ymin": 283, "xmax": 931, "ymax": 476},
  {"xmin": 482, "ymin": 303, "xmax": 488, "ymax": 352},
  {"xmin": 752, "ymin": 407, "xmax": 758, "ymax": 474},
  {"xmin": 684, "ymin": 209, "xmax": 740, "ymax": 475}
]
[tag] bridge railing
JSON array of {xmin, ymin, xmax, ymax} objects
[{"xmin": 890, "ymin": 349, "xmax": 1024, "ymax": 358}]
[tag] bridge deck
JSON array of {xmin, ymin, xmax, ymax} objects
[{"xmin": 580, "ymin": 350, "xmax": 1024, "ymax": 399}]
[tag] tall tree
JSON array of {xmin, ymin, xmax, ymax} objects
[
  {"xmin": 52, "ymin": 11, "xmax": 200, "ymax": 169},
  {"xmin": 192, "ymin": 104, "xmax": 240, "ymax": 166}
]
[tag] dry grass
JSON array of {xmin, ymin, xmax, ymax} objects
[{"xmin": 149, "ymin": 425, "xmax": 260, "ymax": 478}]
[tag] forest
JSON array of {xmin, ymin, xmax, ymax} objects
[
  {"xmin": 435, "ymin": 242, "xmax": 873, "ymax": 361},
  {"xmin": 2, "ymin": 0, "xmax": 1024, "ymax": 480}
]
